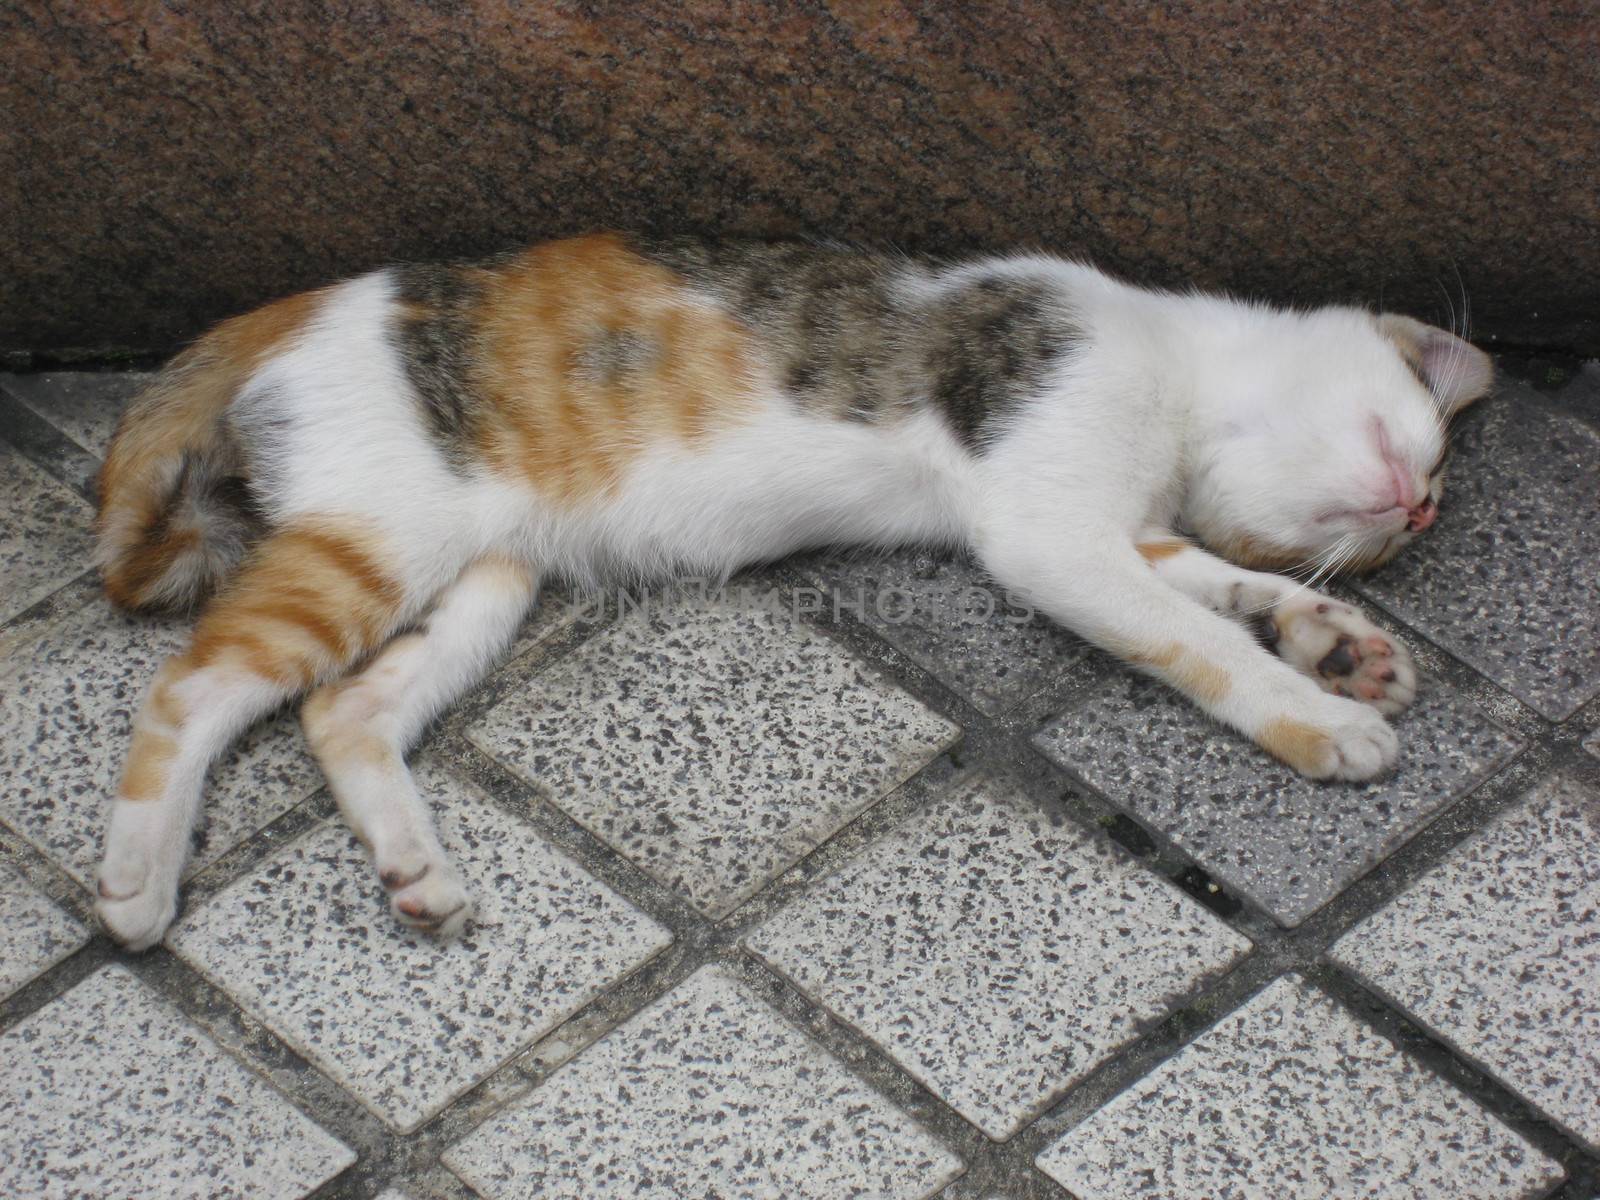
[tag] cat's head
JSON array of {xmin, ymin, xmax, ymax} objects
[{"xmin": 1186, "ymin": 309, "xmax": 1494, "ymax": 576}]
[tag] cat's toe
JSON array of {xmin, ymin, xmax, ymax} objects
[
  {"xmin": 95, "ymin": 883, "xmax": 177, "ymax": 952},
  {"xmin": 1270, "ymin": 597, "xmax": 1416, "ymax": 714},
  {"xmin": 389, "ymin": 863, "xmax": 473, "ymax": 939}
]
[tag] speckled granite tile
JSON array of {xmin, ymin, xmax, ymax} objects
[
  {"xmin": 0, "ymin": 861, "xmax": 88, "ymax": 999},
  {"xmin": 170, "ymin": 759, "xmax": 672, "ymax": 1133},
  {"xmin": 469, "ymin": 597, "xmax": 958, "ymax": 917},
  {"xmin": 1355, "ymin": 390, "xmax": 1600, "ymax": 720},
  {"xmin": 0, "ymin": 441, "xmax": 94, "ymax": 625},
  {"xmin": 1584, "ymin": 725, "xmax": 1599, "ymax": 762},
  {"xmin": 807, "ymin": 548, "xmax": 1095, "ymax": 717},
  {"xmin": 1332, "ymin": 773, "xmax": 1600, "ymax": 1152},
  {"xmin": 0, "ymin": 371, "xmax": 151, "ymax": 457},
  {"xmin": 0, "ymin": 965, "xmax": 354, "ymax": 1200},
  {"xmin": 1037, "ymin": 974, "xmax": 1563, "ymax": 1200},
  {"xmin": 1034, "ymin": 671, "xmax": 1520, "ymax": 926},
  {"xmin": 746, "ymin": 775, "xmax": 1250, "ymax": 1140},
  {"xmin": 0, "ymin": 598, "xmax": 322, "ymax": 888},
  {"xmin": 444, "ymin": 964, "xmax": 963, "ymax": 1200}
]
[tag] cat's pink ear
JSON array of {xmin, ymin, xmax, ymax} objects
[{"xmin": 1378, "ymin": 314, "xmax": 1494, "ymax": 415}]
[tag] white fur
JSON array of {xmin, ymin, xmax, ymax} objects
[{"xmin": 96, "ymin": 251, "xmax": 1483, "ymax": 947}]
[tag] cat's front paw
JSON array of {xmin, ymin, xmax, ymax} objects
[
  {"xmin": 1258, "ymin": 696, "xmax": 1400, "ymax": 781},
  {"xmin": 379, "ymin": 844, "xmax": 473, "ymax": 939},
  {"xmin": 1268, "ymin": 596, "xmax": 1415, "ymax": 716}
]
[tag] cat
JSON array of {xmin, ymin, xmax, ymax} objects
[{"xmin": 91, "ymin": 233, "xmax": 1493, "ymax": 950}]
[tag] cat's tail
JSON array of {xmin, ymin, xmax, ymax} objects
[
  {"xmin": 96, "ymin": 292, "xmax": 318, "ymax": 612},
  {"xmin": 95, "ymin": 345, "xmax": 258, "ymax": 612}
]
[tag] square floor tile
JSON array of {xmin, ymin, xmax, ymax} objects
[
  {"xmin": 0, "ymin": 370, "xmax": 152, "ymax": 457},
  {"xmin": 1035, "ymin": 672, "xmax": 1521, "ymax": 925},
  {"xmin": 170, "ymin": 759, "xmax": 672, "ymax": 1133},
  {"xmin": 1332, "ymin": 772, "xmax": 1600, "ymax": 1152},
  {"xmin": 0, "ymin": 862, "xmax": 88, "ymax": 999},
  {"xmin": 0, "ymin": 965, "xmax": 353, "ymax": 1199},
  {"xmin": 0, "ymin": 442, "xmax": 94, "ymax": 625},
  {"xmin": 443, "ymin": 964, "xmax": 963, "ymax": 1200},
  {"xmin": 1037, "ymin": 974, "xmax": 1563, "ymax": 1200},
  {"xmin": 808, "ymin": 548, "xmax": 1096, "ymax": 717},
  {"xmin": 746, "ymin": 775, "xmax": 1251, "ymax": 1139},
  {"xmin": 1355, "ymin": 390, "xmax": 1600, "ymax": 719},
  {"xmin": 469, "ymin": 597, "xmax": 958, "ymax": 917},
  {"xmin": 0, "ymin": 598, "xmax": 322, "ymax": 887}
]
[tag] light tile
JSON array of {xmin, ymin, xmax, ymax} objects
[
  {"xmin": 0, "ymin": 965, "xmax": 353, "ymax": 1200},
  {"xmin": 1037, "ymin": 974, "xmax": 1563, "ymax": 1200},
  {"xmin": 0, "ymin": 370, "xmax": 152, "ymax": 457},
  {"xmin": 1035, "ymin": 672, "xmax": 1520, "ymax": 925},
  {"xmin": 1332, "ymin": 773, "xmax": 1600, "ymax": 1152},
  {"xmin": 808, "ymin": 548, "xmax": 1095, "ymax": 716},
  {"xmin": 444, "ymin": 964, "xmax": 963, "ymax": 1200},
  {"xmin": 0, "ymin": 442, "xmax": 94, "ymax": 625},
  {"xmin": 170, "ymin": 760, "xmax": 672, "ymax": 1133},
  {"xmin": 0, "ymin": 598, "xmax": 322, "ymax": 887},
  {"xmin": 1355, "ymin": 389, "xmax": 1600, "ymax": 719},
  {"xmin": 746, "ymin": 775, "xmax": 1251, "ymax": 1139},
  {"xmin": 469, "ymin": 596, "xmax": 958, "ymax": 917},
  {"xmin": 0, "ymin": 862, "xmax": 88, "ymax": 999}
]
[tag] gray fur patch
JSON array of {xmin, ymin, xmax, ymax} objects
[
  {"xmin": 575, "ymin": 328, "xmax": 659, "ymax": 386},
  {"xmin": 390, "ymin": 262, "xmax": 487, "ymax": 466},
  {"xmin": 630, "ymin": 235, "xmax": 1078, "ymax": 449}
]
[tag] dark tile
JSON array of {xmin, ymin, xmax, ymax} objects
[
  {"xmin": 1034, "ymin": 672, "xmax": 1521, "ymax": 926},
  {"xmin": 809, "ymin": 548, "xmax": 1096, "ymax": 717}
]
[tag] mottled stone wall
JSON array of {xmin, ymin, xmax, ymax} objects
[{"xmin": 3, "ymin": 2, "xmax": 1597, "ymax": 358}]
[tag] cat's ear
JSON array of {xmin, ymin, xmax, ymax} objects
[{"xmin": 1378, "ymin": 314, "xmax": 1494, "ymax": 415}]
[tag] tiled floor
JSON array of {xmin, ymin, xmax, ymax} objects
[{"xmin": 1, "ymin": 366, "xmax": 1597, "ymax": 1199}]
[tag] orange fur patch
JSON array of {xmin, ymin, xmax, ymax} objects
[
  {"xmin": 1257, "ymin": 718, "xmax": 1334, "ymax": 773},
  {"xmin": 188, "ymin": 522, "xmax": 403, "ymax": 690},
  {"xmin": 120, "ymin": 733, "xmax": 178, "ymax": 802},
  {"xmin": 1170, "ymin": 652, "xmax": 1231, "ymax": 704},
  {"xmin": 469, "ymin": 233, "xmax": 760, "ymax": 505},
  {"xmin": 1124, "ymin": 640, "xmax": 1230, "ymax": 703},
  {"xmin": 1137, "ymin": 539, "xmax": 1190, "ymax": 564}
]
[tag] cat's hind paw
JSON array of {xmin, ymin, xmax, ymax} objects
[
  {"xmin": 380, "ymin": 845, "xmax": 473, "ymax": 939},
  {"xmin": 1268, "ymin": 596, "xmax": 1416, "ymax": 716},
  {"xmin": 95, "ymin": 874, "xmax": 177, "ymax": 952}
]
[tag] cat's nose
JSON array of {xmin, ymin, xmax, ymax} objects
[{"xmin": 1406, "ymin": 496, "xmax": 1437, "ymax": 531}]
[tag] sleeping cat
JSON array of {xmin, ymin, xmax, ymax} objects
[{"xmin": 91, "ymin": 233, "xmax": 1493, "ymax": 949}]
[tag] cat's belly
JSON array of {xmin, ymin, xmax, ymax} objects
[{"xmin": 524, "ymin": 403, "xmax": 981, "ymax": 582}]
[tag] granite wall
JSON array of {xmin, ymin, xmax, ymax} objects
[{"xmin": 3, "ymin": 2, "xmax": 1597, "ymax": 359}]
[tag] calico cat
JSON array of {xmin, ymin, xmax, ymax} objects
[{"xmin": 92, "ymin": 233, "xmax": 1493, "ymax": 949}]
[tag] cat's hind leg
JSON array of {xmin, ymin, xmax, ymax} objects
[
  {"xmin": 300, "ymin": 555, "xmax": 538, "ymax": 936},
  {"xmin": 97, "ymin": 522, "xmax": 418, "ymax": 950},
  {"xmin": 1136, "ymin": 535, "xmax": 1416, "ymax": 715}
]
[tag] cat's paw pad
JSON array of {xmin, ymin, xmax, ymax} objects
[
  {"xmin": 95, "ymin": 873, "xmax": 177, "ymax": 952},
  {"xmin": 1260, "ymin": 698, "xmax": 1400, "ymax": 782},
  {"xmin": 380, "ymin": 849, "xmax": 472, "ymax": 939},
  {"xmin": 1269, "ymin": 597, "xmax": 1415, "ymax": 716}
]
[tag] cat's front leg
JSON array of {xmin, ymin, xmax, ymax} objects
[
  {"xmin": 1135, "ymin": 535, "xmax": 1416, "ymax": 715},
  {"xmin": 980, "ymin": 532, "xmax": 1400, "ymax": 780}
]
